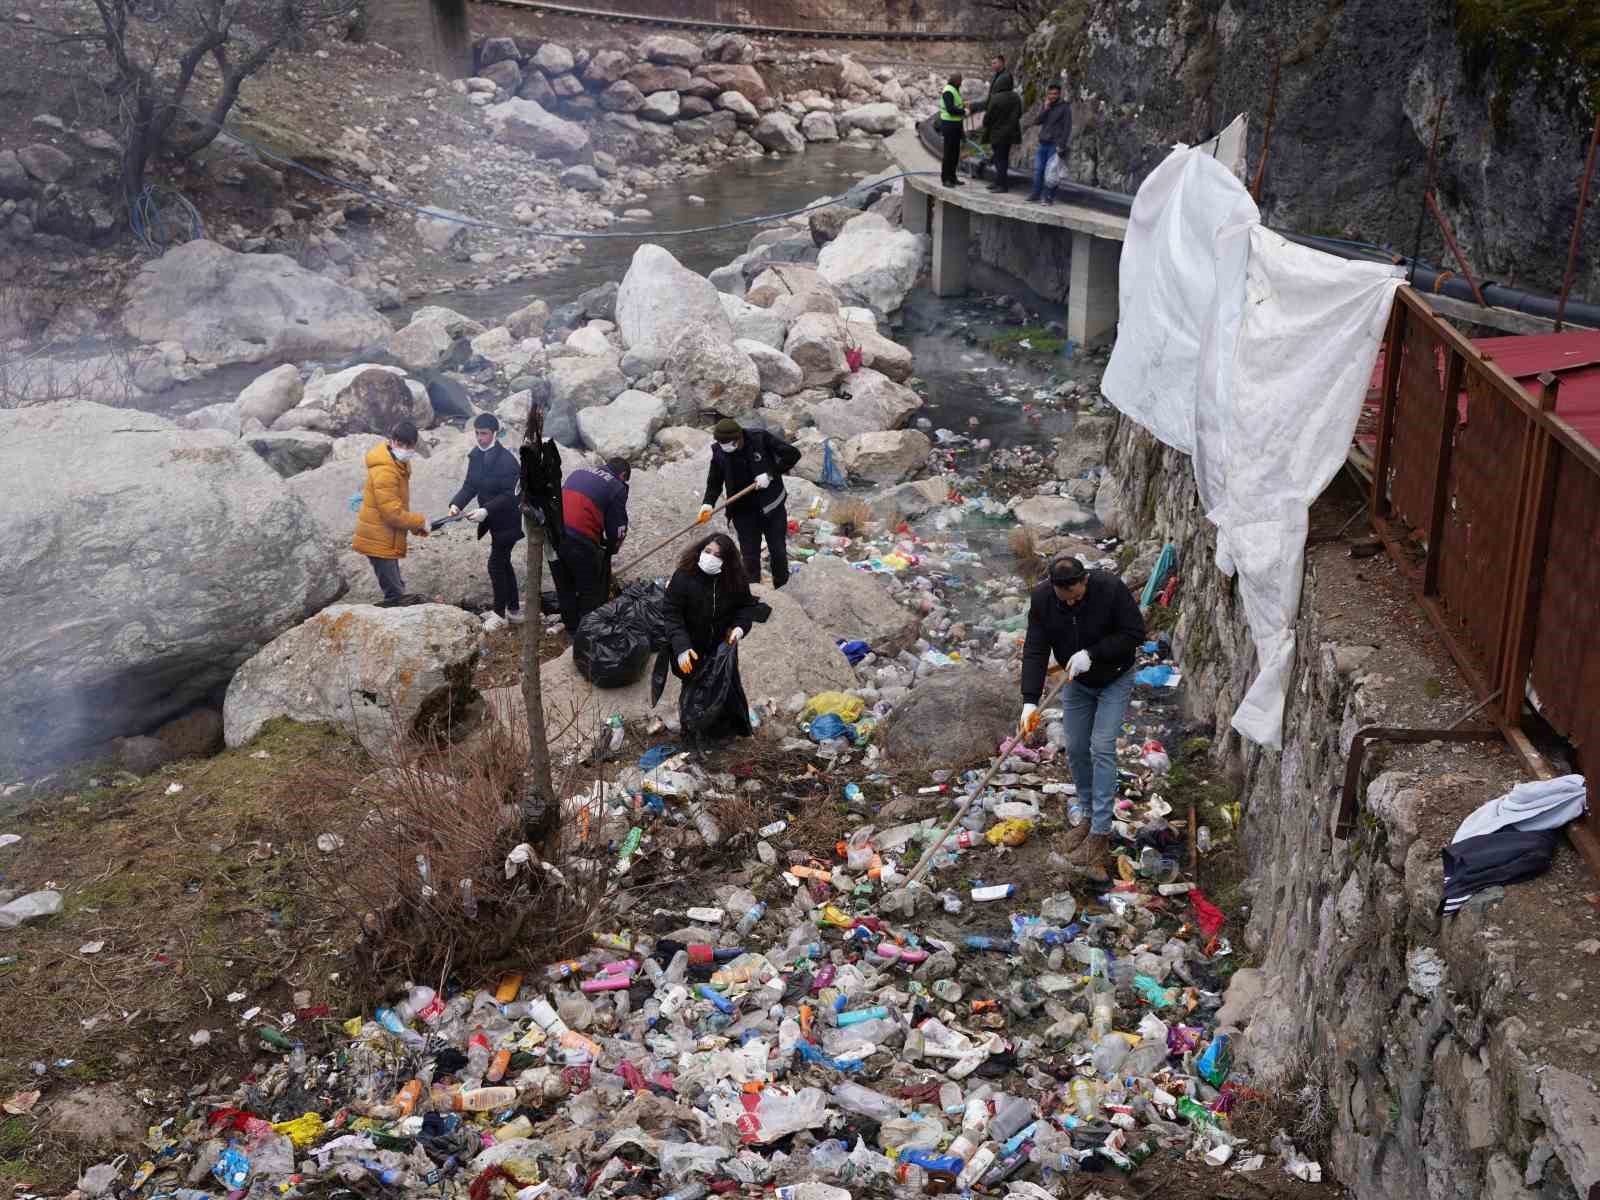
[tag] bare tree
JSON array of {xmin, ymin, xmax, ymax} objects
[
  {"xmin": 519, "ymin": 409, "xmax": 560, "ymax": 859},
  {"xmin": 83, "ymin": 0, "xmax": 364, "ymax": 203}
]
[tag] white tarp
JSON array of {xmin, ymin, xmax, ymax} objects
[{"xmin": 1103, "ymin": 143, "xmax": 1402, "ymax": 748}]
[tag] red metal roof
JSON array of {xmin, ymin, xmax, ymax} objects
[{"xmin": 1358, "ymin": 330, "xmax": 1600, "ymax": 456}]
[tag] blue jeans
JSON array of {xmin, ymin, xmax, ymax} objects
[
  {"xmin": 1030, "ymin": 144, "xmax": 1057, "ymax": 200},
  {"xmin": 367, "ymin": 556, "xmax": 405, "ymax": 602},
  {"xmin": 1063, "ymin": 666, "xmax": 1136, "ymax": 834}
]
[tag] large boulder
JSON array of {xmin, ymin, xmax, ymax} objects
[
  {"xmin": 676, "ymin": 113, "xmax": 736, "ymax": 144},
  {"xmin": 615, "ymin": 244, "xmax": 734, "ymax": 362},
  {"xmin": 800, "ymin": 112, "xmax": 839, "ymax": 143},
  {"xmin": 720, "ymin": 293, "xmax": 789, "ymax": 348},
  {"xmin": 664, "ymin": 327, "xmax": 761, "ymax": 417},
  {"xmin": 121, "ymin": 240, "xmax": 389, "ymax": 368},
  {"xmin": 866, "ymin": 477, "xmax": 949, "ymax": 523},
  {"xmin": 837, "ymin": 103, "xmax": 902, "ymax": 135},
  {"xmin": 223, "ymin": 604, "xmax": 482, "ymax": 756},
  {"xmin": 878, "ymin": 666, "xmax": 1018, "ymax": 769},
  {"xmin": 478, "ymin": 36, "xmax": 520, "ymax": 68},
  {"xmin": 247, "ymin": 430, "xmax": 334, "ymax": 478},
  {"xmin": 735, "ymin": 339, "xmax": 805, "ymax": 396},
  {"xmin": 625, "ymin": 63, "xmax": 693, "ymax": 95},
  {"xmin": 844, "ymin": 315, "xmax": 913, "ymax": 382},
  {"xmin": 584, "ymin": 49, "xmax": 631, "ymax": 86},
  {"xmin": 484, "ymin": 98, "xmax": 591, "ymax": 164},
  {"xmin": 639, "ymin": 90, "xmax": 682, "ymax": 123},
  {"xmin": 0, "ymin": 403, "xmax": 344, "ymax": 771},
  {"xmin": 640, "ymin": 34, "xmax": 701, "ymax": 68},
  {"xmin": 237, "ymin": 364, "xmax": 304, "ymax": 427},
  {"xmin": 696, "ymin": 63, "xmax": 769, "ymax": 107},
  {"xmin": 494, "ymin": 587, "xmax": 852, "ymax": 750},
  {"xmin": 1012, "ymin": 494, "xmax": 1095, "ymax": 533},
  {"xmin": 480, "ymin": 59, "xmax": 523, "ymax": 94},
  {"xmin": 600, "ymin": 80, "xmax": 646, "ymax": 114},
  {"xmin": 178, "ymin": 400, "xmax": 241, "ymax": 437},
  {"xmin": 619, "ymin": 456, "xmax": 820, "ymax": 572},
  {"xmin": 277, "ymin": 364, "xmax": 433, "ymax": 436},
  {"xmin": 705, "ymin": 32, "xmax": 755, "ymax": 64},
  {"xmin": 532, "ymin": 42, "xmax": 576, "ymax": 75},
  {"xmin": 576, "ymin": 389, "xmax": 668, "ymax": 460},
  {"xmin": 841, "ymin": 367, "xmax": 922, "ymax": 429},
  {"xmin": 783, "ymin": 312, "xmax": 850, "ymax": 389},
  {"xmin": 17, "ymin": 143, "xmax": 74, "ymax": 183},
  {"xmin": 388, "ymin": 313, "xmax": 459, "ymax": 371},
  {"xmin": 841, "ymin": 429, "xmax": 930, "ymax": 483},
  {"xmin": 716, "ymin": 91, "xmax": 759, "ymax": 122},
  {"xmin": 817, "ymin": 213, "xmax": 925, "ymax": 317},
  {"xmin": 753, "ymin": 113, "xmax": 805, "ymax": 155},
  {"xmin": 785, "ymin": 553, "xmax": 920, "ymax": 653},
  {"xmin": 809, "ymin": 204, "xmax": 857, "ymax": 245},
  {"xmin": 549, "ymin": 355, "xmax": 627, "ymax": 414}
]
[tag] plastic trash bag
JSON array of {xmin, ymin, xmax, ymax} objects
[
  {"xmin": 574, "ymin": 582, "xmax": 668, "ymax": 688},
  {"xmin": 821, "ymin": 439, "xmax": 848, "ymax": 489},
  {"xmin": 801, "ymin": 692, "xmax": 865, "ymax": 723},
  {"xmin": 1044, "ymin": 150, "xmax": 1068, "ymax": 191},
  {"xmin": 808, "ymin": 713, "xmax": 851, "ymax": 743},
  {"xmin": 680, "ymin": 643, "xmax": 753, "ymax": 741}
]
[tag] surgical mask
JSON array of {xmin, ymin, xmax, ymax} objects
[
  {"xmin": 718, "ymin": 441, "xmax": 738, "ymax": 453},
  {"xmin": 392, "ymin": 447, "xmax": 415, "ymax": 462},
  {"xmin": 698, "ymin": 550, "xmax": 724, "ymax": 576}
]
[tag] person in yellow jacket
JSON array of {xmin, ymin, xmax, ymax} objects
[
  {"xmin": 938, "ymin": 73, "xmax": 967, "ymax": 187},
  {"xmin": 351, "ymin": 420, "xmax": 431, "ymax": 603}
]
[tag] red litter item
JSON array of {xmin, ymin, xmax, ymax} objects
[
  {"xmin": 686, "ymin": 943, "xmax": 715, "ymax": 966},
  {"xmin": 1189, "ymin": 889, "xmax": 1226, "ymax": 939},
  {"xmin": 844, "ymin": 346, "xmax": 864, "ymax": 372}
]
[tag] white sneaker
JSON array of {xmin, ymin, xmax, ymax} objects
[
  {"xmin": 506, "ymin": 609, "xmax": 525, "ymax": 625},
  {"xmin": 482, "ymin": 613, "xmax": 508, "ymax": 633}
]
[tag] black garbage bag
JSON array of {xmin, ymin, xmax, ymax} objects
[
  {"xmin": 679, "ymin": 643, "xmax": 752, "ymax": 742},
  {"xmin": 573, "ymin": 581, "xmax": 669, "ymax": 687}
]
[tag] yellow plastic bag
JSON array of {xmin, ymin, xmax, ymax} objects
[
  {"xmin": 801, "ymin": 692, "xmax": 865, "ymax": 723},
  {"xmin": 985, "ymin": 819, "xmax": 1033, "ymax": 847},
  {"xmin": 272, "ymin": 1112, "xmax": 327, "ymax": 1149}
]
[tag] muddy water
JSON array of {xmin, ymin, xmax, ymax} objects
[{"xmin": 400, "ymin": 143, "xmax": 894, "ymax": 323}]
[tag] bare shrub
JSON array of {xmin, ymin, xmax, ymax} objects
[
  {"xmin": 828, "ymin": 497, "xmax": 875, "ymax": 537},
  {"xmin": 1008, "ymin": 525, "xmax": 1044, "ymax": 579}
]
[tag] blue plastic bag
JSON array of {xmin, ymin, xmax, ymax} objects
[
  {"xmin": 808, "ymin": 713, "xmax": 851, "ymax": 742},
  {"xmin": 1135, "ymin": 665, "xmax": 1176, "ymax": 687},
  {"xmin": 820, "ymin": 438, "xmax": 847, "ymax": 489},
  {"xmin": 836, "ymin": 639, "xmax": 871, "ymax": 665}
]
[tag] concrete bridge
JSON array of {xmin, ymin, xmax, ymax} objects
[{"xmin": 885, "ymin": 127, "xmax": 1129, "ymax": 346}]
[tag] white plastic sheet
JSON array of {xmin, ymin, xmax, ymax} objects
[{"xmin": 1103, "ymin": 144, "xmax": 1402, "ymax": 747}]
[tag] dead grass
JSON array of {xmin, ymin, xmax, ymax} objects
[
  {"xmin": 1009, "ymin": 525, "xmax": 1045, "ymax": 579},
  {"xmin": 827, "ymin": 497, "xmax": 875, "ymax": 538}
]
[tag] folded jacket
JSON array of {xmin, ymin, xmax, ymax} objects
[
  {"xmin": 1450, "ymin": 774, "xmax": 1586, "ymax": 844},
  {"xmin": 1440, "ymin": 829, "xmax": 1558, "ymax": 916}
]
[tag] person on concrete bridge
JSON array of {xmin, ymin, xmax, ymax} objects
[
  {"xmin": 448, "ymin": 412, "xmax": 524, "ymax": 633},
  {"xmin": 1019, "ymin": 555, "xmax": 1146, "ymax": 871},
  {"xmin": 551, "ymin": 457, "xmax": 632, "ymax": 635},
  {"xmin": 938, "ymin": 73, "xmax": 967, "ymax": 188},
  {"xmin": 351, "ymin": 419, "xmax": 429, "ymax": 605},
  {"xmin": 1026, "ymin": 81, "xmax": 1072, "ymax": 206},
  {"xmin": 981, "ymin": 71, "xmax": 1022, "ymax": 195},
  {"xmin": 697, "ymin": 417, "xmax": 801, "ymax": 589}
]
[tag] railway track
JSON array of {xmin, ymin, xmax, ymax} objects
[{"xmin": 469, "ymin": 0, "xmax": 980, "ymax": 42}]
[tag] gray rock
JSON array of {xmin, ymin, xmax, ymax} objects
[
  {"xmin": 655, "ymin": 425, "xmax": 714, "ymax": 460},
  {"xmin": 122, "ymin": 240, "xmax": 389, "ymax": 367},
  {"xmin": 532, "ymin": 42, "xmax": 575, "ymax": 75},
  {"xmin": 879, "ymin": 666, "xmax": 1017, "ymax": 769},
  {"xmin": 247, "ymin": 430, "xmax": 335, "ymax": 478},
  {"xmin": 579, "ymin": 281, "xmax": 619, "ymax": 321},
  {"xmin": 478, "ymin": 36, "xmax": 520, "ymax": 67},
  {"xmin": 549, "ymin": 355, "xmax": 627, "ymax": 413},
  {"xmin": 282, "ymin": 364, "xmax": 432, "ymax": 436},
  {"xmin": 0, "ymin": 403, "xmax": 344, "ymax": 768},
  {"xmin": 518, "ymin": 71, "xmax": 556, "ymax": 106},
  {"xmin": 576, "ymin": 389, "xmax": 668, "ymax": 460},
  {"xmin": 507, "ymin": 298, "xmax": 550, "ymax": 338},
  {"xmin": 696, "ymin": 63, "xmax": 769, "ymax": 107},
  {"xmin": 719, "ymin": 293, "xmax": 789, "ymax": 348},
  {"xmin": 753, "ymin": 112, "xmax": 806, "ymax": 154},
  {"xmin": 786, "ymin": 553, "xmax": 921, "ymax": 653},
  {"xmin": 844, "ymin": 315, "xmax": 913, "ymax": 382},
  {"xmin": 639, "ymin": 90, "xmax": 682, "ymax": 123},
  {"xmin": 866, "ymin": 477, "xmax": 948, "ymax": 523},
  {"xmin": 177, "ymin": 400, "xmax": 242, "ymax": 437},
  {"xmin": 415, "ymin": 206, "xmax": 468, "ymax": 254},
  {"xmin": 680, "ymin": 94, "xmax": 714, "ymax": 118},
  {"xmin": 809, "ymin": 204, "xmax": 856, "ymax": 245},
  {"xmin": 625, "ymin": 63, "xmax": 693, "ymax": 95},
  {"xmin": 664, "ymin": 325, "xmax": 760, "ymax": 416},
  {"xmin": 48, "ymin": 1086, "xmax": 146, "ymax": 1144},
  {"xmin": 0, "ymin": 150, "xmax": 32, "ymax": 199},
  {"xmin": 705, "ymin": 31, "xmax": 755, "ymax": 64},
  {"xmin": 481, "ymin": 59, "xmax": 523, "ymax": 93},
  {"xmin": 600, "ymin": 80, "xmax": 646, "ymax": 113},
  {"xmin": 484, "ymin": 97, "xmax": 590, "ymax": 164},
  {"xmin": 560, "ymin": 163, "xmax": 604, "ymax": 192},
  {"xmin": 388, "ymin": 314, "xmax": 458, "ymax": 370},
  {"xmin": 716, "ymin": 90, "xmax": 759, "ymax": 122},
  {"xmin": 16, "ymin": 143, "xmax": 73, "ymax": 182},
  {"xmin": 113, "ymin": 734, "xmax": 176, "ymax": 775},
  {"xmin": 583, "ymin": 49, "xmax": 631, "ymax": 86},
  {"xmin": 224, "ymin": 604, "xmax": 482, "ymax": 756},
  {"xmin": 735, "ymin": 338, "xmax": 805, "ymax": 396},
  {"xmin": 1012, "ymin": 494, "xmax": 1094, "ymax": 533},
  {"xmin": 841, "ymin": 429, "xmax": 930, "ymax": 483},
  {"xmin": 800, "ymin": 111, "xmax": 839, "ymax": 143},
  {"xmin": 836, "ymin": 102, "xmax": 902, "ymax": 135},
  {"xmin": 550, "ymin": 72, "xmax": 585, "ymax": 99},
  {"xmin": 783, "ymin": 311, "xmax": 850, "ymax": 390},
  {"xmin": 616, "ymin": 243, "xmax": 735, "ymax": 360},
  {"xmin": 237, "ymin": 364, "xmax": 304, "ymax": 428},
  {"xmin": 709, "ymin": 260, "xmax": 748, "ymax": 296},
  {"xmin": 75, "ymin": 126, "xmax": 119, "ymax": 154},
  {"xmin": 674, "ymin": 113, "xmax": 734, "ymax": 145},
  {"xmin": 1055, "ymin": 411, "xmax": 1116, "ymax": 479},
  {"xmin": 640, "ymin": 34, "xmax": 701, "ymax": 68},
  {"xmin": 817, "ymin": 212, "xmax": 925, "ymax": 317},
  {"xmin": 154, "ymin": 707, "xmax": 224, "ymax": 758}
]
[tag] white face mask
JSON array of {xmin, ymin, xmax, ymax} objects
[
  {"xmin": 392, "ymin": 447, "xmax": 415, "ymax": 462},
  {"xmin": 718, "ymin": 441, "xmax": 738, "ymax": 453},
  {"xmin": 698, "ymin": 550, "xmax": 724, "ymax": 576}
]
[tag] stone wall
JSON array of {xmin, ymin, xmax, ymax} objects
[
  {"xmin": 971, "ymin": 211, "xmax": 1073, "ymax": 303},
  {"xmin": 1103, "ymin": 415, "xmax": 1600, "ymax": 1200}
]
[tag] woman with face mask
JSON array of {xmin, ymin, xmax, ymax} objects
[
  {"xmin": 663, "ymin": 532, "xmax": 766, "ymax": 745},
  {"xmin": 447, "ymin": 412, "xmax": 524, "ymax": 632},
  {"xmin": 351, "ymin": 420, "xmax": 430, "ymax": 604}
]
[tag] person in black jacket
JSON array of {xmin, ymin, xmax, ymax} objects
[
  {"xmin": 664, "ymin": 532, "xmax": 767, "ymax": 745},
  {"xmin": 981, "ymin": 73, "xmax": 1023, "ymax": 194},
  {"xmin": 448, "ymin": 412, "xmax": 524, "ymax": 632},
  {"xmin": 697, "ymin": 418, "xmax": 801, "ymax": 588},
  {"xmin": 1026, "ymin": 81, "xmax": 1073, "ymax": 205},
  {"xmin": 552, "ymin": 458, "xmax": 631, "ymax": 635},
  {"xmin": 1019, "ymin": 556, "xmax": 1146, "ymax": 869}
]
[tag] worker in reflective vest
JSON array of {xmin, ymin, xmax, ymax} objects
[{"xmin": 939, "ymin": 73, "xmax": 966, "ymax": 188}]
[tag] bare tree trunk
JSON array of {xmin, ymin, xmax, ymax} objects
[{"xmin": 520, "ymin": 516, "xmax": 556, "ymax": 858}]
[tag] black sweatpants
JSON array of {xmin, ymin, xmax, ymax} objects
[
  {"xmin": 940, "ymin": 123, "xmax": 964, "ymax": 185},
  {"xmin": 991, "ymin": 140, "xmax": 1014, "ymax": 191},
  {"xmin": 734, "ymin": 504, "xmax": 789, "ymax": 589},
  {"xmin": 550, "ymin": 531, "xmax": 609, "ymax": 633},
  {"xmin": 486, "ymin": 531, "xmax": 522, "ymax": 617}
]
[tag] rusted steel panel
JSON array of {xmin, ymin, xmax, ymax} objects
[
  {"xmin": 1529, "ymin": 450, "xmax": 1600, "ymax": 749},
  {"xmin": 1434, "ymin": 364, "xmax": 1526, "ymax": 677},
  {"xmin": 1388, "ymin": 315, "xmax": 1448, "ymax": 531}
]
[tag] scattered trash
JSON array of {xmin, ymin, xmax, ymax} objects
[
  {"xmin": 0, "ymin": 889, "xmax": 63, "ymax": 929},
  {"xmin": 78, "ymin": 940, "xmax": 106, "ymax": 955}
]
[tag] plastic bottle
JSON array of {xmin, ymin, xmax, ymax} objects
[
  {"xmin": 459, "ymin": 878, "xmax": 478, "ymax": 919},
  {"xmin": 1091, "ymin": 1034, "xmax": 1131, "ymax": 1076},
  {"xmin": 774, "ymin": 1185, "xmax": 851, "ymax": 1200},
  {"xmin": 1067, "ymin": 1076, "xmax": 1101, "ymax": 1119},
  {"xmin": 956, "ymin": 1143, "xmax": 998, "ymax": 1189},
  {"xmin": 830, "ymin": 1081, "xmax": 902, "ymax": 1121},
  {"xmin": 988, "ymin": 1095, "xmax": 1034, "ymax": 1143},
  {"xmin": 735, "ymin": 901, "xmax": 767, "ymax": 937}
]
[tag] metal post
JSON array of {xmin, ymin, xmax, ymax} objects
[
  {"xmin": 1422, "ymin": 347, "xmax": 1464, "ymax": 596},
  {"xmin": 1250, "ymin": 59, "xmax": 1281, "ymax": 203},
  {"xmin": 1555, "ymin": 110, "xmax": 1600, "ymax": 333},
  {"xmin": 1371, "ymin": 292, "xmax": 1410, "ymax": 521},
  {"xmin": 1497, "ymin": 372, "xmax": 1561, "ymax": 728},
  {"xmin": 1408, "ymin": 97, "xmax": 1446, "ymax": 286},
  {"xmin": 1424, "ymin": 192, "xmax": 1488, "ymax": 306}
]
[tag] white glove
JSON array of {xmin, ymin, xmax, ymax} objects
[
  {"xmin": 469, "ymin": 507, "xmax": 489, "ymax": 522},
  {"xmin": 754, "ymin": 472, "xmax": 771, "ymax": 490},
  {"xmin": 726, "ymin": 626, "xmax": 744, "ymax": 645},
  {"xmin": 1019, "ymin": 703, "xmax": 1039, "ymax": 735},
  {"xmin": 1067, "ymin": 649, "xmax": 1092, "ymax": 679},
  {"xmin": 677, "ymin": 649, "xmax": 699, "ymax": 674},
  {"xmin": 448, "ymin": 504, "xmax": 460, "ymax": 517},
  {"xmin": 696, "ymin": 504, "xmax": 714, "ymax": 525}
]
